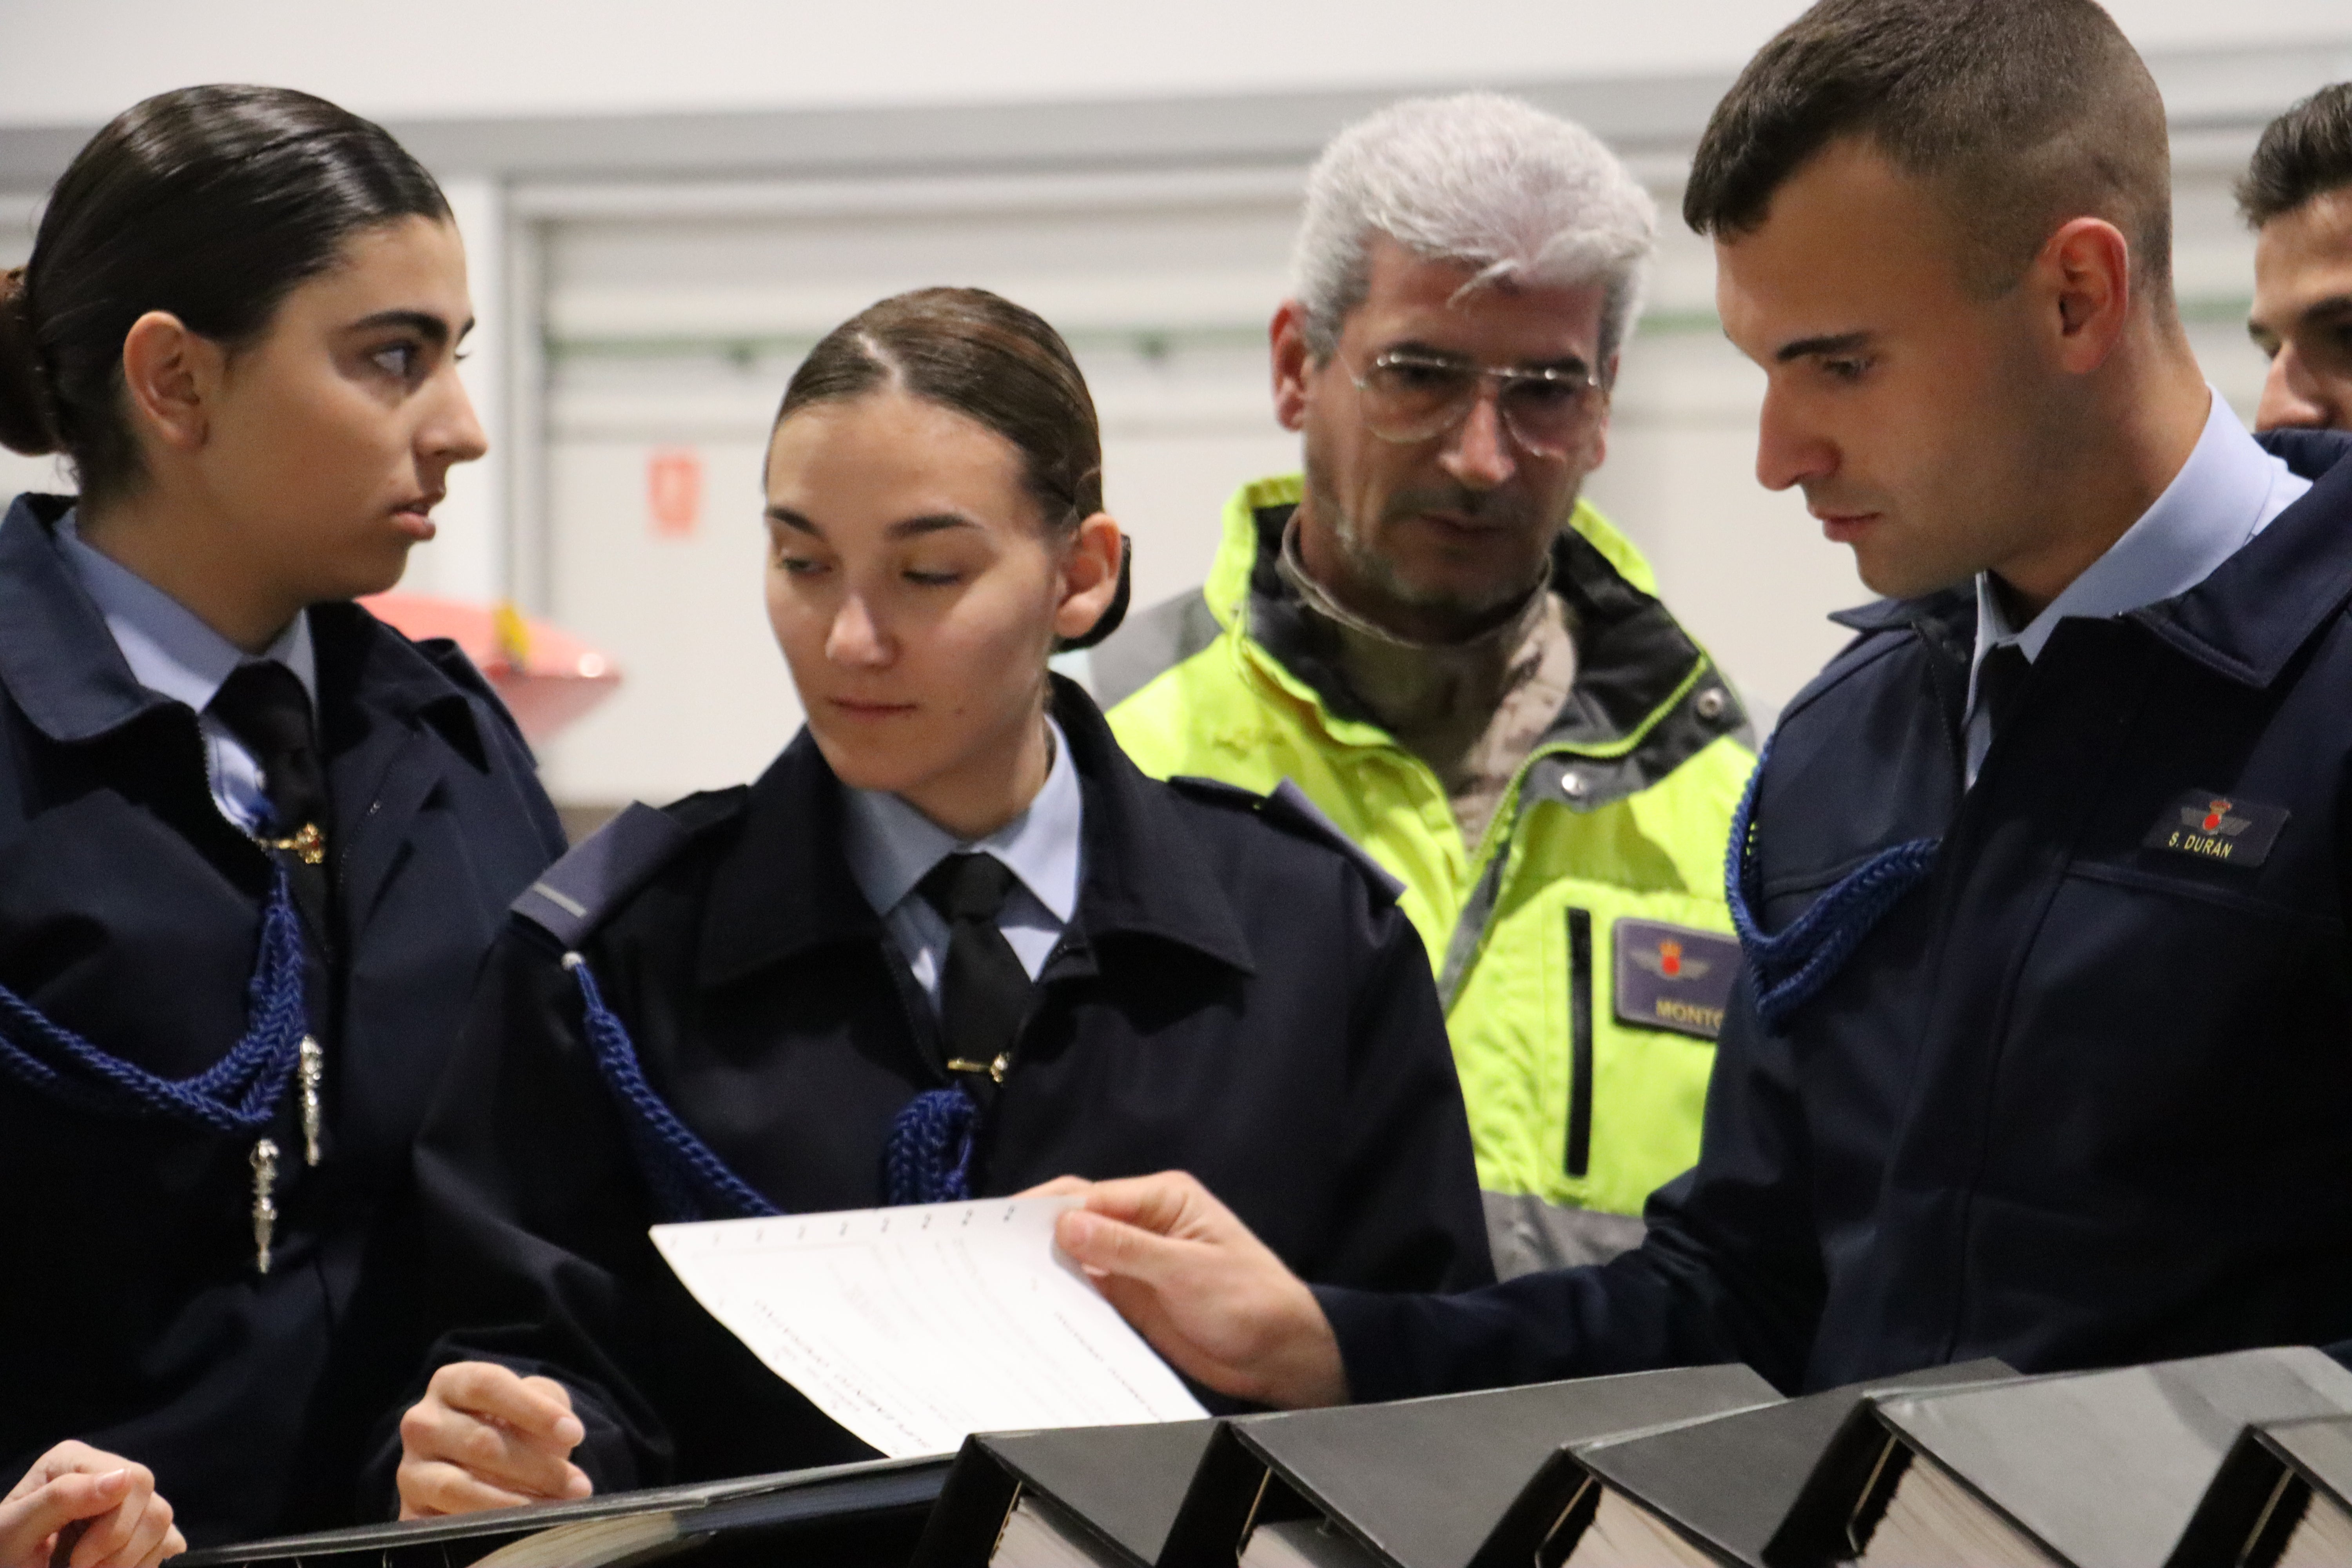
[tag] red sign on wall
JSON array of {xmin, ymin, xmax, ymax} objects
[{"xmin": 647, "ymin": 448, "xmax": 703, "ymax": 539}]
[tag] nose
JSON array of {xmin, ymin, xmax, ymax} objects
[
  {"xmin": 826, "ymin": 593, "xmax": 892, "ymax": 668},
  {"xmin": 1439, "ymin": 384, "xmax": 1517, "ymax": 490},
  {"xmin": 1753, "ymin": 382, "xmax": 1836, "ymax": 493},
  {"xmin": 2255, "ymin": 343, "xmax": 2340, "ymax": 433},
  {"xmin": 423, "ymin": 369, "xmax": 491, "ymax": 467}
]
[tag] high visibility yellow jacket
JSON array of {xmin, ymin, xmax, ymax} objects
[{"xmin": 1099, "ymin": 475, "xmax": 1756, "ymax": 1267}]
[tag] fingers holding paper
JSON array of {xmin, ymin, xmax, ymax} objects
[
  {"xmin": 0, "ymin": 1441, "xmax": 183, "ymax": 1568},
  {"xmin": 397, "ymin": 1361, "xmax": 595, "ymax": 1518},
  {"xmin": 1052, "ymin": 1170, "xmax": 1351, "ymax": 1411}
]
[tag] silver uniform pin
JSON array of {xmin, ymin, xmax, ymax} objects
[
  {"xmin": 251, "ymin": 1138, "xmax": 279, "ymax": 1275},
  {"xmin": 298, "ymin": 1036, "xmax": 324, "ymax": 1166}
]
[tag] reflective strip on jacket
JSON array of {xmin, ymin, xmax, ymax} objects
[{"xmin": 1100, "ymin": 475, "xmax": 1755, "ymax": 1246}]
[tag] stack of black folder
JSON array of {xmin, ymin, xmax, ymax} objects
[
  {"xmin": 918, "ymin": 1345, "xmax": 2352, "ymax": 1568},
  {"xmin": 174, "ymin": 1346, "xmax": 2352, "ymax": 1568},
  {"xmin": 918, "ymin": 1367, "xmax": 1794, "ymax": 1568}
]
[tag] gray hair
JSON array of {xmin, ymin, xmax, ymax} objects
[{"xmin": 1290, "ymin": 93, "xmax": 1658, "ymax": 374}]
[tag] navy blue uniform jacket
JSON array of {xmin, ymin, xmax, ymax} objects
[
  {"xmin": 392, "ymin": 679, "xmax": 1492, "ymax": 1492},
  {"xmin": 1318, "ymin": 430, "xmax": 2352, "ymax": 1399},
  {"xmin": 0, "ymin": 495, "xmax": 565, "ymax": 1544}
]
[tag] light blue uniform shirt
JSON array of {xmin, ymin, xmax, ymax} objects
[
  {"xmin": 1965, "ymin": 392, "xmax": 2310, "ymax": 783},
  {"xmin": 56, "ymin": 511, "xmax": 318, "ymax": 834},
  {"xmin": 840, "ymin": 717, "xmax": 1084, "ymax": 1011}
]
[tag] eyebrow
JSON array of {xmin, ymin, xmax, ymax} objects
[
  {"xmin": 762, "ymin": 508, "xmax": 978, "ymax": 540},
  {"xmin": 347, "ymin": 309, "xmax": 472, "ymax": 347},
  {"xmin": 1775, "ymin": 330, "xmax": 1875, "ymax": 363}
]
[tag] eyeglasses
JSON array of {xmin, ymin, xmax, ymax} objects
[{"xmin": 1348, "ymin": 349, "xmax": 1605, "ymax": 459}]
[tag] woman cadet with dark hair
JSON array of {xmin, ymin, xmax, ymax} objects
[
  {"xmin": 0, "ymin": 87, "xmax": 565, "ymax": 1547},
  {"xmin": 388, "ymin": 287, "xmax": 1494, "ymax": 1515}
]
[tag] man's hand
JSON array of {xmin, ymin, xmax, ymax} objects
[
  {"xmin": 397, "ymin": 1362, "xmax": 594, "ymax": 1518},
  {"xmin": 1052, "ymin": 1171, "xmax": 1350, "ymax": 1410},
  {"xmin": 0, "ymin": 1442, "xmax": 182, "ymax": 1568}
]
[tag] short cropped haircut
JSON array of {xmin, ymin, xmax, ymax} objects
[
  {"xmin": 1684, "ymin": 0, "xmax": 2173, "ymax": 303},
  {"xmin": 1289, "ymin": 93, "xmax": 1657, "ymax": 373},
  {"xmin": 2239, "ymin": 84, "xmax": 2352, "ymax": 229}
]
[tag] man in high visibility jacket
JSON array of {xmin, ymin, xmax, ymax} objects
[{"xmin": 1092, "ymin": 93, "xmax": 1755, "ymax": 1275}]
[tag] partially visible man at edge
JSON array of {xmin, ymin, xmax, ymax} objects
[
  {"xmin": 2243, "ymin": 83, "xmax": 2352, "ymax": 433},
  {"xmin": 1090, "ymin": 94, "xmax": 1755, "ymax": 1277},
  {"xmin": 1053, "ymin": 0, "xmax": 2352, "ymax": 1407}
]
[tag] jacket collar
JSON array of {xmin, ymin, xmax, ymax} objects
[
  {"xmin": 309, "ymin": 599, "xmax": 490, "ymax": 771},
  {"xmin": 0, "ymin": 494, "xmax": 179, "ymax": 744},
  {"xmin": 1828, "ymin": 588, "xmax": 1975, "ymax": 636},
  {"xmin": 1821, "ymin": 430, "xmax": 2352, "ymax": 690},
  {"xmin": 0, "ymin": 492, "xmax": 489, "ymax": 764},
  {"xmin": 2129, "ymin": 428, "xmax": 2352, "ymax": 687},
  {"xmin": 1230, "ymin": 483, "xmax": 1740, "ymax": 757},
  {"xmin": 698, "ymin": 674, "xmax": 1253, "ymax": 987}
]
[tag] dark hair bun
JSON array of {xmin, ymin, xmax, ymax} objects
[{"xmin": 0, "ymin": 267, "xmax": 59, "ymax": 457}]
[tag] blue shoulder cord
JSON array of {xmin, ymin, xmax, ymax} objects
[
  {"xmin": 0, "ymin": 865, "xmax": 308, "ymax": 1129},
  {"xmin": 1724, "ymin": 743, "xmax": 1941, "ymax": 1032},
  {"xmin": 561, "ymin": 954, "xmax": 977, "ymax": 1222}
]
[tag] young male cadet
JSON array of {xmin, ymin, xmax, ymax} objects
[
  {"xmin": 2243, "ymin": 84, "xmax": 2352, "ymax": 433},
  {"xmin": 1093, "ymin": 94, "xmax": 1755, "ymax": 1277},
  {"xmin": 1049, "ymin": 0, "xmax": 2352, "ymax": 1408}
]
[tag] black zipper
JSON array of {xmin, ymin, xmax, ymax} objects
[{"xmin": 1565, "ymin": 907, "xmax": 1594, "ymax": 1179}]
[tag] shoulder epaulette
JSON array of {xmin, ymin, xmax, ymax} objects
[
  {"xmin": 511, "ymin": 801, "xmax": 697, "ymax": 949},
  {"xmin": 1167, "ymin": 774, "xmax": 1406, "ymax": 903}
]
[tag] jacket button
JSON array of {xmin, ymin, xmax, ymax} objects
[
  {"xmin": 1695, "ymin": 688, "xmax": 1728, "ymax": 720},
  {"xmin": 1560, "ymin": 771, "xmax": 1587, "ymax": 799}
]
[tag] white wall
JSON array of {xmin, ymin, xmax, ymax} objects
[{"xmin": 4, "ymin": 0, "xmax": 2348, "ymax": 125}]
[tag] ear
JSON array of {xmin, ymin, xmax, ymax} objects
[
  {"xmin": 119, "ymin": 310, "xmax": 222, "ymax": 455},
  {"xmin": 1053, "ymin": 512, "xmax": 1125, "ymax": 644},
  {"xmin": 1270, "ymin": 301, "xmax": 1316, "ymax": 433},
  {"xmin": 2038, "ymin": 217, "xmax": 2134, "ymax": 375}
]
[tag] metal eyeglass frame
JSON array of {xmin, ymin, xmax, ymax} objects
[{"xmin": 1348, "ymin": 348, "xmax": 1605, "ymax": 458}]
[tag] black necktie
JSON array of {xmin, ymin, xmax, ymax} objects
[
  {"xmin": 1977, "ymin": 643, "xmax": 2032, "ymax": 750},
  {"xmin": 211, "ymin": 661, "xmax": 333, "ymax": 948},
  {"xmin": 918, "ymin": 853, "xmax": 1032, "ymax": 1091}
]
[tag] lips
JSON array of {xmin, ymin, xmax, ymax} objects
[
  {"xmin": 1812, "ymin": 509, "xmax": 1881, "ymax": 544},
  {"xmin": 389, "ymin": 490, "xmax": 444, "ymax": 541},
  {"xmin": 826, "ymin": 697, "xmax": 916, "ymax": 719},
  {"xmin": 1414, "ymin": 511, "xmax": 1509, "ymax": 539}
]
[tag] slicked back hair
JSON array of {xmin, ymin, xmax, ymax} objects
[
  {"xmin": 2240, "ymin": 84, "xmax": 2352, "ymax": 229},
  {"xmin": 0, "ymin": 85, "xmax": 450, "ymax": 504},
  {"xmin": 1684, "ymin": 0, "xmax": 2173, "ymax": 305}
]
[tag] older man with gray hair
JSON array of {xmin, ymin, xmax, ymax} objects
[{"xmin": 1098, "ymin": 93, "xmax": 1755, "ymax": 1278}]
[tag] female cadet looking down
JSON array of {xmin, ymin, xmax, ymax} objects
[
  {"xmin": 0, "ymin": 88, "xmax": 565, "ymax": 1545},
  {"xmin": 390, "ymin": 287, "xmax": 1494, "ymax": 1514}
]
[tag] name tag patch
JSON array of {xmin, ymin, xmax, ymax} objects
[
  {"xmin": 1614, "ymin": 919, "xmax": 1740, "ymax": 1040},
  {"xmin": 2141, "ymin": 789, "xmax": 2288, "ymax": 869}
]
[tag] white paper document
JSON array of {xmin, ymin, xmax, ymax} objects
[{"xmin": 650, "ymin": 1196, "xmax": 1208, "ymax": 1457}]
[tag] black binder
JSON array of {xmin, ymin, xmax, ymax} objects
[
  {"xmin": 1471, "ymin": 1359, "xmax": 2011, "ymax": 1568},
  {"xmin": 1769, "ymin": 1347, "xmax": 2352, "ymax": 1568},
  {"xmin": 2172, "ymin": 1410, "xmax": 2352, "ymax": 1568},
  {"xmin": 912, "ymin": 1419, "xmax": 1219, "ymax": 1568},
  {"xmin": 1158, "ymin": 1366, "xmax": 1779, "ymax": 1568},
  {"xmin": 173, "ymin": 1454, "xmax": 950, "ymax": 1568}
]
